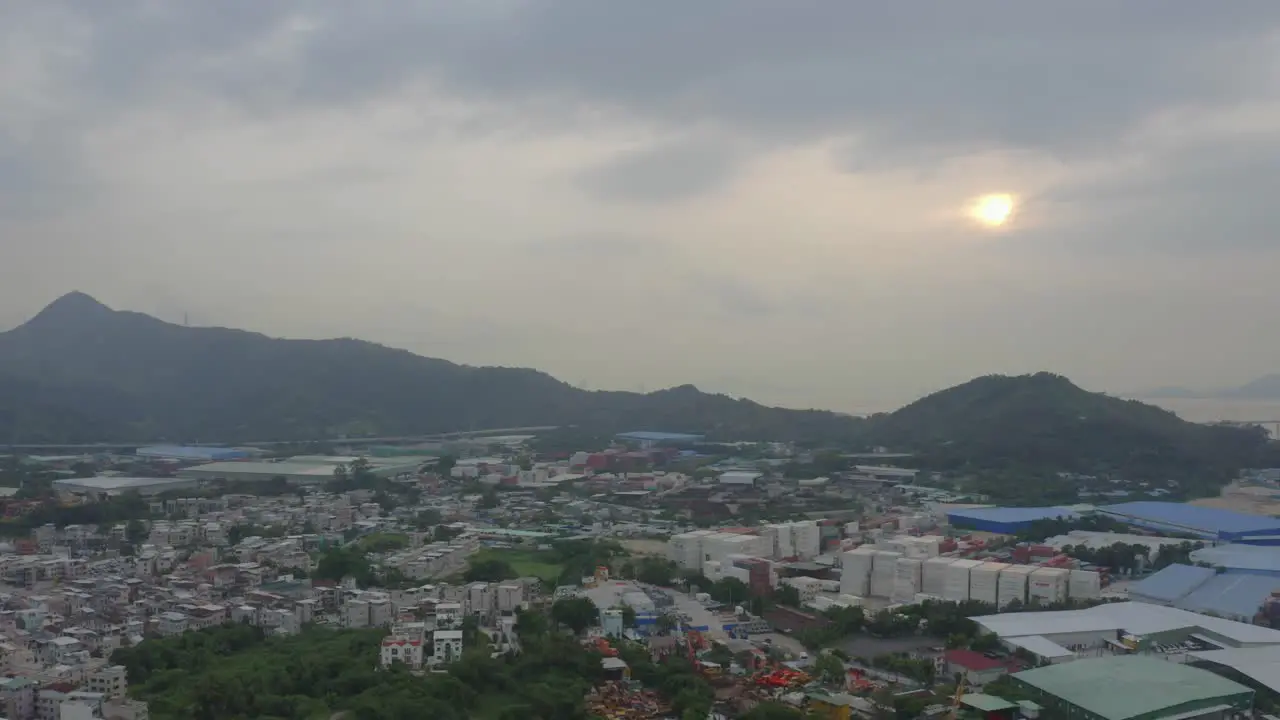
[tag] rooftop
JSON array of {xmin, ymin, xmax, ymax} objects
[
  {"xmin": 1178, "ymin": 572, "xmax": 1280, "ymax": 620},
  {"xmin": 1192, "ymin": 544, "xmax": 1280, "ymax": 573},
  {"xmin": 1129, "ymin": 564, "xmax": 1217, "ymax": 603},
  {"xmin": 1190, "ymin": 645, "xmax": 1280, "ymax": 694},
  {"xmin": 52, "ymin": 476, "xmax": 194, "ymax": 490},
  {"xmin": 136, "ymin": 445, "xmax": 248, "ymax": 460},
  {"xmin": 944, "ymin": 649, "xmax": 1006, "ymax": 672},
  {"xmin": 946, "ymin": 506, "xmax": 1078, "ymax": 523},
  {"xmin": 971, "ymin": 601, "xmax": 1280, "ymax": 646},
  {"xmin": 615, "ymin": 431, "xmax": 705, "ymax": 442},
  {"xmin": 1099, "ymin": 501, "xmax": 1280, "ymax": 538},
  {"xmin": 961, "ymin": 694, "xmax": 1018, "ymax": 713},
  {"xmin": 1014, "ymin": 656, "xmax": 1251, "ymax": 720}
]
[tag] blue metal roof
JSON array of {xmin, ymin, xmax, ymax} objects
[
  {"xmin": 1177, "ymin": 573, "xmax": 1280, "ymax": 621},
  {"xmin": 946, "ymin": 506, "xmax": 1078, "ymax": 523},
  {"xmin": 1129, "ymin": 564, "xmax": 1216, "ymax": 603},
  {"xmin": 1099, "ymin": 502, "xmax": 1280, "ymax": 539},
  {"xmin": 615, "ymin": 431, "xmax": 705, "ymax": 442},
  {"xmin": 1191, "ymin": 544, "xmax": 1280, "ymax": 574}
]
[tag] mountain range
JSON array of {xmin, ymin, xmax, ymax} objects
[
  {"xmin": 0, "ymin": 293, "xmax": 861, "ymax": 444},
  {"xmin": 0, "ymin": 293, "xmax": 1274, "ymax": 484}
]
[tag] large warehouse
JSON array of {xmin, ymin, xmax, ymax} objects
[
  {"xmin": 135, "ymin": 446, "xmax": 251, "ymax": 462},
  {"xmin": 178, "ymin": 460, "xmax": 419, "ymax": 485},
  {"xmin": 1013, "ymin": 657, "xmax": 1253, "ymax": 720},
  {"xmin": 1131, "ymin": 564, "xmax": 1280, "ymax": 623},
  {"xmin": 945, "ymin": 506, "xmax": 1078, "ymax": 534},
  {"xmin": 971, "ymin": 602, "xmax": 1280, "ymax": 663},
  {"xmin": 53, "ymin": 476, "xmax": 199, "ymax": 498},
  {"xmin": 1098, "ymin": 502, "xmax": 1280, "ymax": 544}
]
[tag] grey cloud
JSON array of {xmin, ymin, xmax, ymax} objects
[
  {"xmin": 25, "ymin": 1, "xmax": 1280, "ymax": 157},
  {"xmin": 578, "ymin": 139, "xmax": 744, "ymax": 203},
  {"xmin": 1010, "ymin": 128, "xmax": 1280, "ymax": 256}
]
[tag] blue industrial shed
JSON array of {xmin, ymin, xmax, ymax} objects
[
  {"xmin": 136, "ymin": 445, "xmax": 250, "ymax": 462},
  {"xmin": 1129, "ymin": 563, "xmax": 1280, "ymax": 622},
  {"xmin": 1191, "ymin": 544, "xmax": 1280, "ymax": 576},
  {"xmin": 1098, "ymin": 502, "xmax": 1280, "ymax": 544},
  {"xmin": 1129, "ymin": 564, "xmax": 1217, "ymax": 604},
  {"xmin": 945, "ymin": 506, "xmax": 1078, "ymax": 534}
]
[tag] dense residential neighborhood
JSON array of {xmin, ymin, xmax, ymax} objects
[{"xmin": 2, "ymin": 425, "xmax": 1280, "ymax": 720}]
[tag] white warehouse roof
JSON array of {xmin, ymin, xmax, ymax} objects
[
  {"xmin": 972, "ymin": 602, "xmax": 1280, "ymax": 647},
  {"xmin": 718, "ymin": 471, "xmax": 762, "ymax": 484}
]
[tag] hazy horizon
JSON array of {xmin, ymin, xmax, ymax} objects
[{"xmin": 6, "ymin": 2, "xmax": 1280, "ymax": 412}]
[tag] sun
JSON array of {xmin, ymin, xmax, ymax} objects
[{"xmin": 969, "ymin": 193, "xmax": 1016, "ymax": 228}]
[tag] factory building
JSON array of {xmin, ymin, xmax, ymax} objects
[
  {"xmin": 946, "ymin": 506, "xmax": 1078, "ymax": 534},
  {"xmin": 179, "ymin": 460, "xmax": 418, "ymax": 485},
  {"xmin": 972, "ymin": 602, "xmax": 1280, "ymax": 666},
  {"xmin": 1130, "ymin": 563, "xmax": 1280, "ymax": 623},
  {"xmin": 1098, "ymin": 502, "xmax": 1280, "ymax": 545},
  {"xmin": 1013, "ymin": 657, "xmax": 1252, "ymax": 720},
  {"xmin": 52, "ymin": 476, "xmax": 200, "ymax": 498},
  {"xmin": 135, "ymin": 446, "xmax": 251, "ymax": 462}
]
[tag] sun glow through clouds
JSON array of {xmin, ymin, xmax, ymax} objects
[{"xmin": 970, "ymin": 193, "xmax": 1016, "ymax": 228}]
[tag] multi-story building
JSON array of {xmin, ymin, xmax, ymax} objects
[
  {"xmin": 431, "ymin": 630, "xmax": 464, "ymax": 665},
  {"xmin": 0, "ymin": 676, "xmax": 37, "ymax": 720},
  {"xmin": 87, "ymin": 665, "xmax": 128, "ymax": 699}
]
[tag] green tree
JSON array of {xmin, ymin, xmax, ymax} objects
[{"xmin": 551, "ymin": 597, "xmax": 599, "ymax": 635}]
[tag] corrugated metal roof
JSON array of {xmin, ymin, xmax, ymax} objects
[
  {"xmin": 1178, "ymin": 573, "xmax": 1280, "ymax": 621},
  {"xmin": 1191, "ymin": 544, "xmax": 1280, "ymax": 574},
  {"xmin": 1129, "ymin": 564, "xmax": 1216, "ymax": 603},
  {"xmin": 1100, "ymin": 501, "xmax": 1280, "ymax": 537},
  {"xmin": 1013, "ymin": 657, "xmax": 1251, "ymax": 720},
  {"xmin": 973, "ymin": 601, "xmax": 1280, "ymax": 645},
  {"xmin": 1190, "ymin": 646, "xmax": 1280, "ymax": 694},
  {"xmin": 946, "ymin": 506, "xmax": 1078, "ymax": 523}
]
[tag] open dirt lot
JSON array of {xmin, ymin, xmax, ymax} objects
[
  {"xmin": 1188, "ymin": 482, "xmax": 1280, "ymax": 515},
  {"xmin": 620, "ymin": 539, "xmax": 669, "ymax": 557}
]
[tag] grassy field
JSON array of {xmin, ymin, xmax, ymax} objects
[{"xmin": 470, "ymin": 548, "xmax": 565, "ymax": 584}]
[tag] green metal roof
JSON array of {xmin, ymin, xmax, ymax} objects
[
  {"xmin": 961, "ymin": 694, "xmax": 1018, "ymax": 712},
  {"xmin": 1014, "ymin": 657, "xmax": 1251, "ymax": 720}
]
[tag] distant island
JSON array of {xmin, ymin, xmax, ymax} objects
[{"xmin": 1132, "ymin": 375, "xmax": 1280, "ymax": 401}]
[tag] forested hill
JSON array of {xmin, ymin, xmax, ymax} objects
[
  {"xmin": 864, "ymin": 372, "xmax": 1278, "ymax": 490},
  {"xmin": 0, "ymin": 293, "xmax": 862, "ymax": 444}
]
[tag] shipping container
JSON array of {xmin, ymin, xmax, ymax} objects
[
  {"xmin": 1029, "ymin": 567, "xmax": 1070, "ymax": 605},
  {"xmin": 922, "ymin": 557, "xmax": 956, "ymax": 596},
  {"xmin": 892, "ymin": 558, "xmax": 924, "ymax": 603},
  {"xmin": 998, "ymin": 564, "xmax": 1035, "ymax": 608},
  {"xmin": 840, "ymin": 547, "xmax": 876, "ymax": 597},
  {"xmin": 970, "ymin": 561, "xmax": 1010, "ymax": 606},
  {"xmin": 944, "ymin": 558, "xmax": 983, "ymax": 602},
  {"xmin": 1068, "ymin": 569, "xmax": 1101, "ymax": 600}
]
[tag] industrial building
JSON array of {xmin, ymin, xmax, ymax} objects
[
  {"xmin": 946, "ymin": 506, "xmax": 1078, "ymax": 534},
  {"xmin": 1190, "ymin": 645, "xmax": 1280, "ymax": 697},
  {"xmin": 972, "ymin": 602, "xmax": 1280, "ymax": 665},
  {"xmin": 178, "ymin": 460, "xmax": 417, "ymax": 485},
  {"xmin": 614, "ymin": 431, "xmax": 705, "ymax": 448},
  {"xmin": 52, "ymin": 476, "xmax": 200, "ymax": 498},
  {"xmin": 1190, "ymin": 544, "xmax": 1280, "ymax": 576},
  {"xmin": 1130, "ymin": 564, "xmax": 1280, "ymax": 623},
  {"xmin": 1013, "ymin": 657, "xmax": 1253, "ymax": 720},
  {"xmin": 135, "ymin": 446, "xmax": 251, "ymax": 462},
  {"xmin": 1098, "ymin": 502, "xmax": 1280, "ymax": 544}
]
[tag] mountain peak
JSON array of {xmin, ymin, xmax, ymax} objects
[{"xmin": 22, "ymin": 292, "xmax": 115, "ymax": 329}]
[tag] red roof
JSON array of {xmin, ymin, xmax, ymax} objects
[{"xmin": 944, "ymin": 649, "xmax": 1007, "ymax": 672}]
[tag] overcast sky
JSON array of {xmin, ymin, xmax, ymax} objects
[{"xmin": 4, "ymin": 1, "xmax": 1280, "ymax": 412}]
